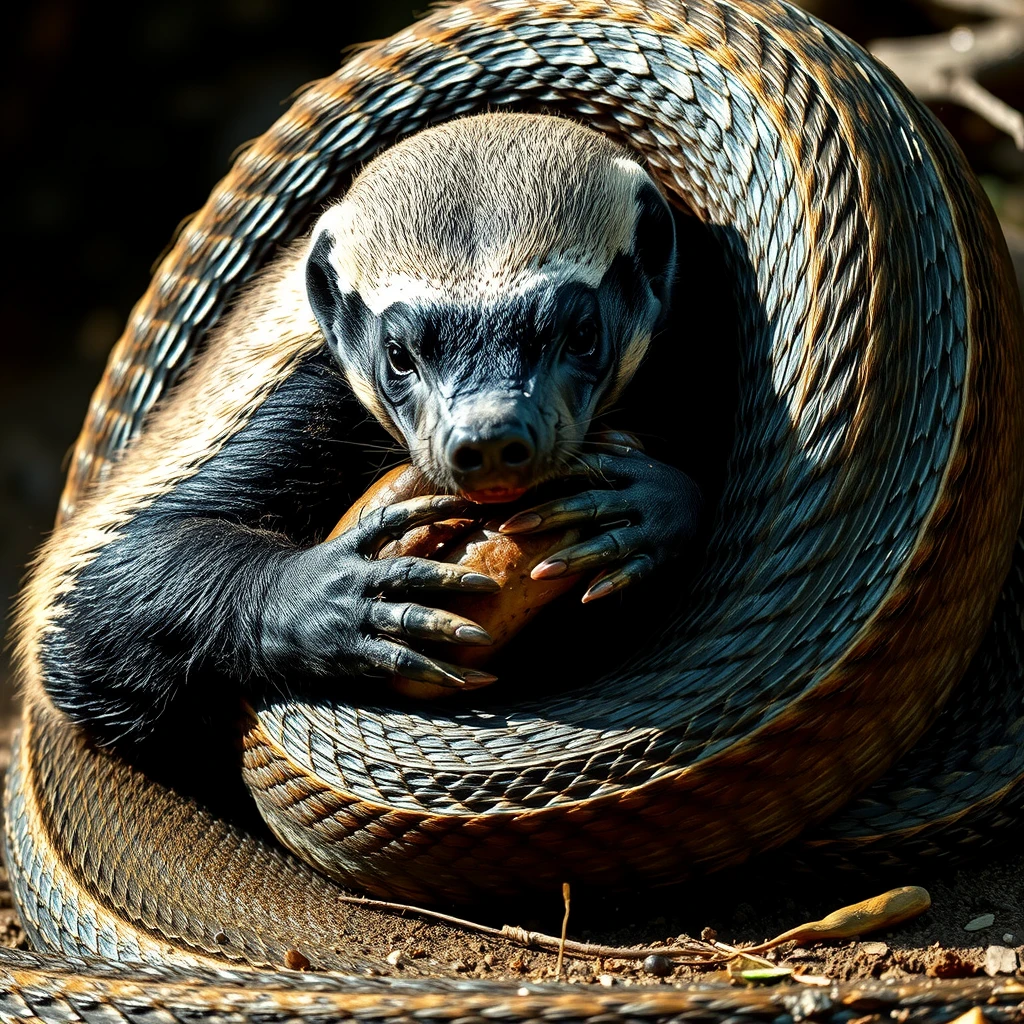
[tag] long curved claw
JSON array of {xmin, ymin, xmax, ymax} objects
[
  {"xmin": 367, "ymin": 600, "xmax": 493, "ymax": 646},
  {"xmin": 369, "ymin": 556, "xmax": 499, "ymax": 594},
  {"xmin": 363, "ymin": 639, "xmax": 498, "ymax": 689}
]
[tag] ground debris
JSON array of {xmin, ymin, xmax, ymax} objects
[
  {"xmin": 927, "ymin": 950, "xmax": 978, "ymax": 979},
  {"xmin": 964, "ymin": 914, "xmax": 996, "ymax": 932},
  {"xmin": 983, "ymin": 945, "xmax": 1019, "ymax": 976}
]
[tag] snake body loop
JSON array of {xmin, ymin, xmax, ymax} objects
[{"xmin": 3, "ymin": 1, "xmax": 1024, "ymax": 1020}]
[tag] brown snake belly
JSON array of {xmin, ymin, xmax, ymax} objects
[{"xmin": 3, "ymin": 0, "xmax": 1024, "ymax": 1020}]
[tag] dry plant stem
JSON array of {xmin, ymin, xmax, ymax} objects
[
  {"xmin": 331, "ymin": 886, "xmax": 927, "ymax": 970},
  {"xmin": 336, "ymin": 893, "xmax": 738, "ymax": 965},
  {"xmin": 555, "ymin": 883, "xmax": 570, "ymax": 980},
  {"xmin": 870, "ymin": 14, "xmax": 1024, "ymax": 148},
  {"xmin": 709, "ymin": 941, "xmax": 779, "ymax": 970}
]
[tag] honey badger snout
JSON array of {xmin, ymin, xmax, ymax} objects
[
  {"xmin": 445, "ymin": 398, "xmax": 539, "ymax": 500},
  {"xmin": 303, "ymin": 112, "xmax": 679, "ymax": 506}
]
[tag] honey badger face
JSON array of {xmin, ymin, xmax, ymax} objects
[{"xmin": 305, "ymin": 113, "xmax": 675, "ymax": 502}]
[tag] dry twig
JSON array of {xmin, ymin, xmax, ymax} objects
[
  {"xmin": 870, "ymin": 7, "xmax": 1024, "ymax": 148},
  {"xmin": 555, "ymin": 883, "xmax": 571, "ymax": 980},
  {"xmin": 335, "ymin": 891, "xmax": 743, "ymax": 965},
  {"xmin": 926, "ymin": 0, "xmax": 1023, "ymax": 17}
]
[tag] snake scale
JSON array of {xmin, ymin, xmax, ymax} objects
[{"xmin": 2, "ymin": 0, "xmax": 1024, "ymax": 1020}]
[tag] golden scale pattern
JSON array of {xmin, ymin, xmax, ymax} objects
[{"xmin": 3, "ymin": 0, "xmax": 1023, "ymax": 1021}]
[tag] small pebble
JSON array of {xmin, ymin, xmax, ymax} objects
[
  {"xmin": 452, "ymin": 959, "xmax": 470, "ymax": 972},
  {"xmin": 1003, "ymin": 933, "xmax": 1015, "ymax": 943},
  {"xmin": 642, "ymin": 954, "xmax": 673, "ymax": 977},
  {"xmin": 984, "ymin": 945, "xmax": 1019, "ymax": 977},
  {"xmin": 964, "ymin": 914, "xmax": 995, "ymax": 932},
  {"xmin": 385, "ymin": 949, "xmax": 404, "ymax": 967},
  {"xmin": 598, "ymin": 974, "xmax": 616, "ymax": 987},
  {"xmin": 861, "ymin": 942, "xmax": 888, "ymax": 956},
  {"xmin": 483, "ymin": 953, "xmax": 496, "ymax": 968}
]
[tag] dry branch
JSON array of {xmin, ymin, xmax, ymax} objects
[
  {"xmin": 926, "ymin": 0, "xmax": 1024, "ymax": 18},
  {"xmin": 870, "ymin": 13, "xmax": 1024, "ymax": 148}
]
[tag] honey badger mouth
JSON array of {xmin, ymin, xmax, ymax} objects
[{"xmin": 303, "ymin": 113, "xmax": 676, "ymax": 503}]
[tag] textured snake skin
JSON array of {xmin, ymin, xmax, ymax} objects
[{"xmin": 3, "ymin": 0, "xmax": 1023, "ymax": 1021}]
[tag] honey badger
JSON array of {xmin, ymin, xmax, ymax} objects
[{"xmin": 33, "ymin": 113, "xmax": 701, "ymax": 745}]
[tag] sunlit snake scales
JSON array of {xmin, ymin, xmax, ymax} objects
[{"xmin": 3, "ymin": 0, "xmax": 1024, "ymax": 1021}]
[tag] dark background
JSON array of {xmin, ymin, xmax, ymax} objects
[{"xmin": 1, "ymin": 0, "xmax": 1022, "ymax": 716}]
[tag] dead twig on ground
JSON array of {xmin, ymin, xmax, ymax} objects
[
  {"xmin": 336, "ymin": 891, "xmax": 744, "ymax": 966},
  {"xmin": 555, "ymin": 883, "xmax": 570, "ymax": 980}
]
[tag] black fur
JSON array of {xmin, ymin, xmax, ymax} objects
[
  {"xmin": 41, "ymin": 183, "xmax": 688, "ymax": 751},
  {"xmin": 39, "ymin": 348, "xmax": 362, "ymax": 746}
]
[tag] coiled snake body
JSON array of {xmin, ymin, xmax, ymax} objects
[{"xmin": 3, "ymin": 1, "xmax": 1024, "ymax": 1020}]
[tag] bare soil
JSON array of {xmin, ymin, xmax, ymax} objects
[{"xmin": 1, "ymin": 716, "xmax": 1020, "ymax": 992}]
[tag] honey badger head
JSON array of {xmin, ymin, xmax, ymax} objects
[{"xmin": 305, "ymin": 112, "xmax": 676, "ymax": 502}]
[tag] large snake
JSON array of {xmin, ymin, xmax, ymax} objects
[{"xmin": 3, "ymin": 0, "xmax": 1024, "ymax": 1021}]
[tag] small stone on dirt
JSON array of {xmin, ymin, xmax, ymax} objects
[
  {"xmin": 983, "ymin": 945, "xmax": 1018, "ymax": 977},
  {"xmin": 963, "ymin": 913, "xmax": 995, "ymax": 932},
  {"xmin": 642, "ymin": 954, "xmax": 673, "ymax": 977},
  {"xmin": 386, "ymin": 949, "xmax": 404, "ymax": 967},
  {"xmin": 598, "ymin": 974, "xmax": 616, "ymax": 986},
  {"xmin": 860, "ymin": 942, "xmax": 888, "ymax": 956},
  {"xmin": 1002, "ymin": 933, "xmax": 1015, "ymax": 943}
]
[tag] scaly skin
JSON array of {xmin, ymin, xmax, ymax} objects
[{"xmin": 4, "ymin": 1, "xmax": 1024, "ymax": 1020}]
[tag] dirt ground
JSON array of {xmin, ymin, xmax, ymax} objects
[
  {"xmin": 2, "ymin": 0, "xmax": 1022, "ymax": 1004},
  {"xmin": 1, "ymin": 716, "xmax": 1020, "ymax": 992}
]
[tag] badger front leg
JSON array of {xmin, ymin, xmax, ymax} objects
[{"xmin": 37, "ymin": 350, "xmax": 495, "ymax": 748}]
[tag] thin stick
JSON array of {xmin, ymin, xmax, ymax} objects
[
  {"xmin": 929, "ymin": 0, "xmax": 1024, "ymax": 16},
  {"xmin": 335, "ymin": 892, "xmax": 733, "ymax": 965},
  {"xmin": 870, "ymin": 14, "xmax": 1024, "ymax": 149},
  {"xmin": 946, "ymin": 73, "xmax": 1024, "ymax": 149},
  {"xmin": 555, "ymin": 883, "xmax": 571, "ymax": 980}
]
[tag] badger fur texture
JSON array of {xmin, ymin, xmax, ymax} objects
[{"xmin": 18, "ymin": 113, "xmax": 701, "ymax": 748}]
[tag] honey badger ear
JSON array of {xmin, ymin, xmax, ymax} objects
[
  {"xmin": 305, "ymin": 229, "xmax": 339, "ymax": 332},
  {"xmin": 633, "ymin": 179, "xmax": 677, "ymax": 320},
  {"xmin": 305, "ymin": 226, "xmax": 372, "ymax": 360}
]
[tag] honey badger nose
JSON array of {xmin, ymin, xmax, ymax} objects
[{"xmin": 447, "ymin": 426, "xmax": 536, "ymax": 488}]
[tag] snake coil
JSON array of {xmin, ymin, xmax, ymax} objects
[{"xmin": 3, "ymin": 1, "xmax": 1023, "ymax": 1021}]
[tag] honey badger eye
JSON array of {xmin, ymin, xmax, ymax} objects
[
  {"xmin": 385, "ymin": 342, "xmax": 415, "ymax": 375},
  {"xmin": 565, "ymin": 319, "xmax": 599, "ymax": 358}
]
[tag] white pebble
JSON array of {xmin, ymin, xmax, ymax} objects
[
  {"xmin": 598, "ymin": 974, "xmax": 616, "ymax": 987},
  {"xmin": 984, "ymin": 945, "xmax": 1019, "ymax": 977},
  {"xmin": 385, "ymin": 949, "xmax": 404, "ymax": 967},
  {"xmin": 1003, "ymin": 933, "xmax": 1015, "ymax": 943}
]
